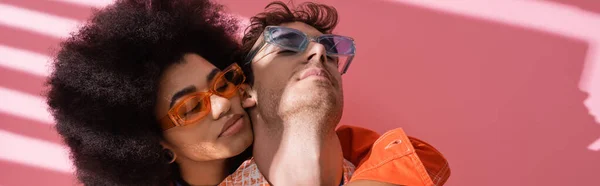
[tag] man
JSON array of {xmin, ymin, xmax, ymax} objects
[{"xmin": 221, "ymin": 1, "xmax": 450, "ymax": 185}]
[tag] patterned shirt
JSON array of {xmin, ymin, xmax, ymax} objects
[{"xmin": 218, "ymin": 158, "xmax": 356, "ymax": 186}]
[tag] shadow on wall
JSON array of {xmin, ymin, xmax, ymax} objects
[
  {"xmin": 329, "ymin": 1, "xmax": 600, "ymax": 185},
  {"xmin": 549, "ymin": 0, "xmax": 600, "ymax": 15},
  {"xmin": 0, "ymin": 0, "xmax": 95, "ymax": 185}
]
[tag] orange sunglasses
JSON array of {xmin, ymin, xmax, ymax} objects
[{"xmin": 160, "ymin": 63, "xmax": 246, "ymax": 130}]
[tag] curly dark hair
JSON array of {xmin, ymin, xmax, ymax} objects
[
  {"xmin": 46, "ymin": 0, "xmax": 245, "ymax": 185},
  {"xmin": 238, "ymin": 1, "xmax": 339, "ymax": 84}
]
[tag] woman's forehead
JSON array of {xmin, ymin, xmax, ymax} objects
[{"xmin": 162, "ymin": 54, "xmax": 217, "ymax": 95}]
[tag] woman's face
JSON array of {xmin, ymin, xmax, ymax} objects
[{"xmin": 155, "ymin": 53, "xmax": 253, "ymax": 162}]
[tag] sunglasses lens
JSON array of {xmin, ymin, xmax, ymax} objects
[
  {"xmin": 213, "ymin": 66, "xmax": 245, "ymax": 98},
  {"xmin": 214, "ymin": 76, "xmax": 235, "ymax": 95},
  {"xmin": 268, "ymin": 27, "xmax": 305, "ymax": 51},
  {"xmin": 319, "ymin": 36, "xmax": 355, "ymax": 55},
  {"xmin": 177, "ymin": 95, "xmax": 210, "ymax": 124},
  {"xmin": 263, "ymin": 27, "xmax": 355, "ymax": 74},
  {"xmin": 224, "ymin": 69, "xmax": 244, "ymax": 86}
]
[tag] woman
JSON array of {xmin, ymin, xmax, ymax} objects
[{"xmin": 46, "ymin": 0, "xmax": 252, "ymax": 185}]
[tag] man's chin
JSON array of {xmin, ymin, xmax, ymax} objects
[
  {"xmin": 281, "ymin": 91, "xmax": 340, "ymax": 116},
  {"xmin": 291, "ymin": 80, "xmax": 338, "ymax": 96},
  {"xmin": 285, "ymin": 88, "xmax": 334, "ymax": 106}
]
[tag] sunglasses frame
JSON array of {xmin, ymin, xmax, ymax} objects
[
  {"xmin": 244, "ymin": 26, "xmax": 356, "ymax": 74},
  {"xmin": 160, "ymin": 63, "xmax": 246, "ymax": 131}
]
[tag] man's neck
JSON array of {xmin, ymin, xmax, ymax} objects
[
  {"xmin": 253, "ymin": 116, "xmax": 343, "ymax": 186},
  {"xmin": 178, "ymin": 158, "xmax": 227, "ymax": 185}
]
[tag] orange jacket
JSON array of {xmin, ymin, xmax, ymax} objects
[{"xmin": 337, "ymin": 125, "xmax": 450, "ymax": 186}]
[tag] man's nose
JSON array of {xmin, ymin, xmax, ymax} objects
[{"xmin": 305, "ymin": 41, "xmax": 328, "ymax": 65}]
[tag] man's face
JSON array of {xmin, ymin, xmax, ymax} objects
[{"xmin": 248, "ymin": 21, "xmax": 344, "ymax": 125}]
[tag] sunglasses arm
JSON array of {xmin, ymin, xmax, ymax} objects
[{"xmin": 244, "ymin": 38, "xmax": 267, "ymax": 65}]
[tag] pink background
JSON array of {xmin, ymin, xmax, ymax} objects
[{"xmin": 1, "ymin": 0, "xmax": 600, "ymax": 185}]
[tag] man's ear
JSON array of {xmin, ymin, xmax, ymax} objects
[{"xmin": 239, "ymin": 84, "xmax": 256, "ymax": 108}]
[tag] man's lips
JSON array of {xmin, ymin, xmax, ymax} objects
[
  {"xmin": 299, "ymin": 68, "xmax": 331, "ymax": 81},
  {"xmin": 219, "ymin": 114, "xmax": 243, "ymax": 137}
]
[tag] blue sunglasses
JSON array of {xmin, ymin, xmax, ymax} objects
[{"xmin": 244, "ymin": 26, "xmax": 356, "ymax": 74}]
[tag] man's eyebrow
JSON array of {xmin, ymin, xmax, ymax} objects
[{"xmin": 169, "ymin": 86, "xmax": 197, "ymax": 108}]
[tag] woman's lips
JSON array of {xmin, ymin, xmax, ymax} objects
[{"xmin": 219, "ymin": 114, "xmax": 244, "ymax": 137}]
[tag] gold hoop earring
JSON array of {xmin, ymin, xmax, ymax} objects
[{"xmin": 163, "ymin": 149, "xmax": 177, "ymax": 164}]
